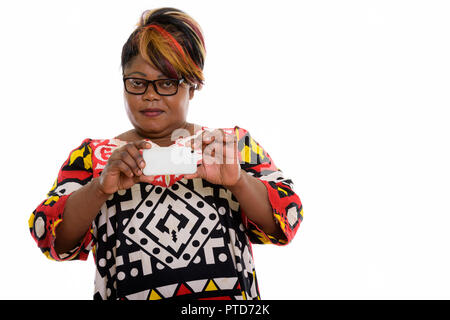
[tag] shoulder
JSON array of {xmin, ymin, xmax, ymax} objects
[
  {"xmin": 69, "ymin": 138, "xmax": 126, "ymax": 177},
  {"xmin": 207, "ymin": 125, "xmax": 255, "ymax": 144},
  {"xmin": 206, "ymin": 125, "xmax": 250, "ymax": 137},
  {"xmin": 232, "ymin": 125, "xmax": 250, "ymax": 138},
  {"xmin": 66, "ymin": 138, "xmax": 93, "ymax": 155},
  {"xmin": 71, "ymin": 138, "xmax": 118, "ymax": 148},
  {"xmin": 114, "ymin": 129, "xmax": 136, "ymax": 142},
  {"xmin": 69, "ymin": 138, "xmax": 126, "ymax": 158}
]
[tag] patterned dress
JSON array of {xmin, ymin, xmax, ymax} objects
[{"xmin": 28, "ymin": 125, "xmax": 303, "ymax": 300}]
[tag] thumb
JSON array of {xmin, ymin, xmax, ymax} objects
[{"xmin": 183, "ymin": 173, "xmax": 198, "ymax": 180}]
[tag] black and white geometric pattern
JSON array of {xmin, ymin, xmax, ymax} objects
[
  {"xmin": 124, "ymin": 182, "xmax": 219, "ymax": 269},
  {"xmin": 92, "ymin": 178, "xmax": 259, "ymax": 300}
]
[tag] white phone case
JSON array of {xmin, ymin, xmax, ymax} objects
[{"xmin": 142, "ymin": 145, "xmax": 202, "ymax": 175}]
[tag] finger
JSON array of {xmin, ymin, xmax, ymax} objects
[
  {"xmin": 202, "ymin": 139, "xmax": 216, "ymax": 164},
  {"xmin": 129, "ymin": 141, "xmax": 151, "ymax": 169},
  {"xmin": 224, "ymin": 132, "xmax": 236, "ymax": 143},
  {"xmin": 220, "ymin": 133, "xmax": 236, "ymax": 148},
  {"xmin": 134, "ymin": 140, "xmax": 152, "ymax": 150},
  {"xmin": 198, "ymin": 135, "xmax": 213, "ymax": 149},
  {"xmin": 195, "ymin": 163, "xmax": 207, "ymax": 177},
  {"xmin": 224, "ymin": 137, "xmax": 239, "ymax": 164},
  {"xmin": 186, "ymin": 137, "xmax": 199, "ymax": 151},
  {"xmin": 203, "ymin": 135, "xmax": 214, "ymax": 143},
  {"xmin": 200, "ymin": 130, "xmax": 223, "ymax": 156},
  {"xmin": 117, "ymin": 148, "xmax": 144, "ymax": 176},
  {"xmin": 207, "ymin": 138, "xmax": 236, "ymax": 165},
  {"xmin": 183, "ymin": 172, "xmax": 199, "ymax": 180},
  {"xmin": 208, "ymin": 140, "xmax": 228, "ymax": 158},
  {"xmin": 203, "ymin": 151, "xmax": 219, "ymax": 165},
  {"xmin": 204, "ymin": 129, "xmax": 229, "ymax": 146},
  {"xmin": 111, "ymin": 159, "xmax": 134, "ymax": 178},
  {"xmin": 218, "ymin": 129, "xmax": 229, "ymax": 143},
  {"xmin": 189, "ymin": 135, "xmax": 209, "ymax": 156},
  {"xmin": 201, "ymin": 130, "xmax": 217, "ymax": 145},
  {"xmin": 190, "ymin": 130, "xmax": 214, "ymax": 150},
  {"xmin": 138, "ymin": 174, "xmax": 155, "ymax": 184}
]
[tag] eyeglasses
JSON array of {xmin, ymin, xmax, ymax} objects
[{"xmin": 123, "ymin": 77, "xmax": 185, "ymax": 96}]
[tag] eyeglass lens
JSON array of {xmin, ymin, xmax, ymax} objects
[{"xmin": 125, "ymin": 78, "xmax": 179, "ymax": 95}]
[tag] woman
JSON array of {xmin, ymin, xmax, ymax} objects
[{"xmin": 28, "ymin": 7, "xmax": 303, "ymax": 300}]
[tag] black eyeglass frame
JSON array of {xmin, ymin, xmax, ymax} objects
[{"xmin": 123, "ymin": 77, "xmax": 185, "ymax": 96}]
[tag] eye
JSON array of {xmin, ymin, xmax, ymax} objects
[
  {"xmin": 130, "ymin": 79, "xmax": 145, "ymax": 87},
  {"xmin": 160, "ymin": 80, "xmax": 176, "ymax": 88}
]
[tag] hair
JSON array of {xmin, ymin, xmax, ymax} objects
[{"xmin": 121, "ymin": 7, "xmax": 206, "ymax": 89}]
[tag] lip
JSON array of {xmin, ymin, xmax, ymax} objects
[{"xmin": 140, "ymin": 108, "xmax": 164, "ymax": 117}]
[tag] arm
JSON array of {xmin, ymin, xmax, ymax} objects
[
  {"xmin": 54, "ymin": 178, "xmax": 109, "ymax": 254},
  {"xmin": 233, "ymin": 126, "xmax": 303, "ymax": 245},
  {"xmin": 227, "ymin": 169, "xmax": 286, "ymax": 239},
  {"xmin": 54, "ymin": 139, "xmax": 155, "ymax": 254},
  {"xmin": 29, "ymin": 139, "xmax": 154, "ymax": 260},
  {"xmin": 183, "ymin": 126, "xmax": 303, "ymax": 245},
  {"xmin": 28, "ymin": 139, "xmax": 96, "ymax": 261}
]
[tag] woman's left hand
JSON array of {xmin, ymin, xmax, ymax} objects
[{"xmin": 183, "ymin": 129, "xmax": 242, "ymax": 188}]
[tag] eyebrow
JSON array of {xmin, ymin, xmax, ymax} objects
[{"xmin": 125, "ymin": 71, "xmax": 167, "ymax": 79}]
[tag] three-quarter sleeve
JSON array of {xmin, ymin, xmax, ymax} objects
[
  {"xmin": 28, "ymin": 139, "xmax": 95, "ymax": 261},
  {"xmin": 234, "ymin": 126, "xmax": 303, "ymax": 245}
]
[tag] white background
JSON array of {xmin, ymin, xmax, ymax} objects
[{"xmin": 1, "ymin": 0, "xmax": 449, "ymax": 299}]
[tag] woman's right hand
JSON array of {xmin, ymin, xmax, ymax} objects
[{"xmin": 97, "ymin": 140, "xmax": 155, "ymax": 195}]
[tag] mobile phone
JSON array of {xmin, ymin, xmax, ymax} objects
[{"xmin": 142, "ymin": 145, "xmax": 202, "ymax": 175}]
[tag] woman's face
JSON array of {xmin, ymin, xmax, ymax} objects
[{"xmin": 123, "ymin": 54, "xmax": 195, "ymax": 140}]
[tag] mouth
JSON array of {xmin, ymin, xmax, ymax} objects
[{"xmin": 140, "ymin": 108, "xmax": 164, "ymax": 117}]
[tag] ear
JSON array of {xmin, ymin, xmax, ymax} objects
[{"xmin": 189, "ymin": 85, "xmax": 195, "ymax": 100}]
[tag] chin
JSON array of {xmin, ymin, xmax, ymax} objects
[{"xmin": 137, "ymin": 121, "xmax": 176, "ymax": 136}]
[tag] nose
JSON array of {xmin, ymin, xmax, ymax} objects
[{"xmin": 143, "ymin": 82, "xmax": 160, "ymax": 100}]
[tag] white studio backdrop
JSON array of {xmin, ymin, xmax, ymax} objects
[{"xmin": 0, "ymin": 0, "xmax": 449, "ymax": 299}]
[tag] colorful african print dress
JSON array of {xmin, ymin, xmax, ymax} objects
[{"xmin": 29, "ymin": 126, "xmax": 303, "ymax": 300}]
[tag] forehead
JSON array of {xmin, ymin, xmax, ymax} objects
[{"xmin": 124, "ymin": 55, "xmax": 165, "ymax": 78}]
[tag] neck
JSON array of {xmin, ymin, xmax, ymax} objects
[{"xmin": 132, "ymin": 122, "xmax": 197, "ymax": 147}]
